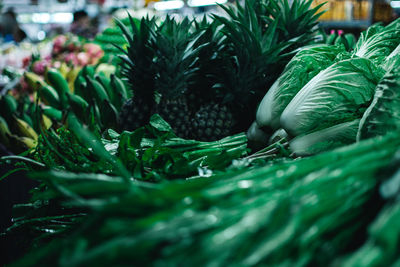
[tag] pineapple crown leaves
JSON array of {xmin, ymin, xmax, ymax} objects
[
  {"xmin": 152, "ymin": 16, "xmax": 202, "ymax": 98},
  {"xmin": 187, "ymin": 19, "xmax": 229, "ymax": 101},
  {"xmin": 192, "ymin": 18, "xmax": 227, "ymax": 56},
  {"xmin": 264, "ymin": 0, "xmax": 326, "ymax": 45},
  {"xmin": 193, "ymin": 15, "xmax": 212, "ymax": 31},
  {"xmin": 217, "ymin": 0, "xmax": 265, "ymax": 34},
  {"xmin": 156, "ymin": 16, "xmax": 192, "ymax": 49},
  {"xmin": 212, "ymin": 1, "xmax": 292, "ymax": 107},
  {"xmin": 213, "ymin": 0, "xmax": 291, "ymax": 66},
  {"xmin": 115, "ymin": 15, "xmax": 158, "ymax": 98},
  {"xmin": 210, "ymin": 0, "xmax": 325, "ymax": 109}
]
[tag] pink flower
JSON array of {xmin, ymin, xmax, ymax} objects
[
  {"xmin": 77, "ymin": 52, "xmax": 89, "ymax": 66},
  {"xmin": 84, "ymin": 43, "xmax": 103, "ymax": 58},
  {"xmin": 32, "ymin": 60, "xmax": 48, "ymax": 75},
  {"xmin": 53, "ymin": 35, "xmax": 67, "ymax": 48},
  {"xmin": 53, "ymin": 61, "xmax": 62, "ymax": 69},
  {"xmin": 94, "ymin": 49, "xmax": 104, "ymax": 59},
  {"xmin": 65, "ymin": 53, "xmax": 78, "ymax": 65}
]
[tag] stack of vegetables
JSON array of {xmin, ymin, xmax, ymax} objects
[
  {"xmin": 3, "ymin": 131, "xmax": 400, "ymax": 266},
  {"xmin": 254, "ymin": 18, "xmax": 400, "ymax": 155},
  {"xmin": 2, "ymin": 0, "xmax": 400, "ymax": 265},
  {"xmin": 0, "ymin": 63, "xmax": 130, "ymax": 155},
  {"xmin": 94, "ymin": 17, "xmax": 139, "ymax": 64},
  {"xmin": 0, "ymin": 31, "xmax": 126, "ymax": 155},
  {"xmin": 116, "ymin": 0, "xmax": 325, "ymax": 140}
]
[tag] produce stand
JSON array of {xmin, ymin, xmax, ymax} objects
[{"xmin": 1, "ymin": 0, "xmax": 400, "ymax": 266}]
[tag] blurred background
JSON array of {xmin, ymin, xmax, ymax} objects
[
  {"xmin": 0, "ymin": 0, "xmax": 397, "ymax": 43},
  {"xmin": 1, "ymin": 0, "xmax": 231, "ymax": 43}
]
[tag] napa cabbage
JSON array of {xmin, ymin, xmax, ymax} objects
[
  {"xmin": 357, "ymin": 58, "xmax": 400, "ymax": 140},
  {"xmin": 256, "ymin": 44, "xmax": 346, "ymax": 130},
  {"xmin": 290, "ymin": 119, "xmax": 360, "ymax": 156},
  {"xmin": 382, "ymin": 43, "xmax": 400, "ymax": 71},
  {"xmin": 281, "ymin": 57, "xmax": 384, "ymax": 136},
  {"xmin": 353, "ymin": 19, "xmax": 400, "ymax": 65}
]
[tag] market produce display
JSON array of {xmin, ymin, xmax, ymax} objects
[
  {"xmin": 281, "ymin": 57, "xmax": 382, "ymax": 135},
  {"xmin": 1, "ymin": 0, "xmax": 400, "ymax": 265},
  {"xmin": 0, "ymin": 35, "xmax": 123, "ymax": 155}
]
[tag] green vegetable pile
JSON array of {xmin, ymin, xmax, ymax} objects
[
  {"xmin": 255, "ymin": 17, "xmax": 400, "ymax": 155},
  {"xmin": 358, "ymin": 57, "xmax": 400, "ymax": 140},
  {"xmin": 24, "ymin": 114, "xmax": 249, "ymax": 182},
  {"xmin": 4, "ymin": 131, "xmax": 400, "ymax": 266}
]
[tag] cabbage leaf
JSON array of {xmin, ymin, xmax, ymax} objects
[
  {"xmin": 289, "ymin": 119, "xmax": 360, "ymax": 156},
  {"xmin": 382, "ymin": 43, "xmax": 400, "ymax": 71},
  {"xmin": 353, "ymin": 19, "xmax": 400, "ymax": 65},
  {"xmin": 281, "ymin": 57, "xmax": 384, "ymax": 136},
  {"xmin": 357, "ymin": 59, "xmax": 400, "ymax": 140},
  {"xmin": 256, "ymin": 44, "xmax": 346, "ymax": 130}
]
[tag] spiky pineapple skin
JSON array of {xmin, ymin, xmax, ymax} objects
[
  {"xmin": 155, "ymin": 97, "xmax": 192, "ymax": 139},
  {"xmin": 118, "ymin": 98, "xmax": 153, "ymax": 131},
  {"xmin": 191, "ymin": 103, "xmax": 235, "ymax": 141},
  {"xmin": 116, "ymin": 17, "xmax": 157, "ymax": 133}
]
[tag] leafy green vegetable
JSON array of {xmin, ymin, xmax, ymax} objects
[
  {"xmin": 33, "ymin": 127, "xmax": 115, "ymax": 174},
  {"xmin": 341, "ymin": 201, "xmax": 400, "ymax": 267},
  {"xmin": 289, "ymin": 118, "xmax": 360, "ymax": 155},
  {"xmin": 281, "ymin": 57, "xmax": 384, "ymax": 136},
  {"xmin": 353, "ymin": 19, "xmax": 400, "ymax": 65},
  {"xmin": 379, "ymin": 149, "xmax": 400, "ymax": 200},
  {"xmin": 117, "ymin": 115, "xmax": 248, "ymax": 181},
  {"xmin": 382, "ymin": 43, "xmax": 400, "ymax": 71},
  {"xmin": 6, "ymin": 132, "xmax": 400, "ymax": 267},
  {"xmin": 256, "ymin": 44, "xmax": 346, "ymax": 130},
  {"xmin": 357, "ymin": 62, "xmax": 400, "ymax": 141},
  {"xmin": 13, "ymin": 114, "xmax": 248, "ymax": 182},
  {"xmin": 341, "ymin": 151, "xmax": 400, "ymax": 266}
]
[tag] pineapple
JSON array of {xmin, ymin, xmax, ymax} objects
[
  {"xmin": 156, "ymin": 98, "xmax": 192, "ymax": 139},
  {"xmin": 190, "ymin": 0, "xmax": 285, "ymax": 139},
  {"xmin": 116, "ymin": 17, "xmax": 157, "ymax": 132},
  {"xmin": 151, "ymin": 16, "xmax": 199, "ymax": 139},
  {"xmin": 118, "ymin": 98, "xmax": 153, "ymax": 131},
  {"xmin": 188, "ymin": 18, "xmax": 237, "ymax": 141},
  {"xmin": 187, "ymin": 18, "xmax": 227, "ymax": 111},
  {"xmin": 191, "ymin": 103, "xmax": 235, "ymax": 141},
  {"xmin": 190, "ymin": 0, "xmax": 324, "ymax": 140},
  {"xmin": 116, "ymin": 0, "xmax": 323, "ymax": 139},
  {"xmin": 265, "ymin": 0, "xmax": 325, "ymax": 51}
]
